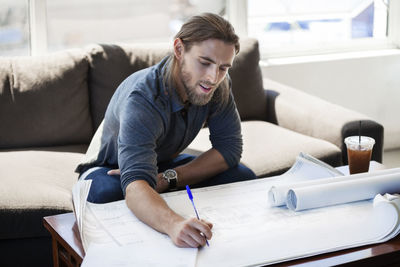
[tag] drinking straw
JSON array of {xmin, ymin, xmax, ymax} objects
[{"xmin": 358, "ymin": 121, "xmax": 361, "ymax": 149}]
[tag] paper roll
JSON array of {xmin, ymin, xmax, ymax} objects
[
  {"xmin": 268, "ymin": 168, "xmax": 400, "ymax": 208},
  {"xmin": 287, "ymin": 171, "xmax": 400, "ymax": 211}
]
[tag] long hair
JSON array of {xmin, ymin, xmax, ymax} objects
[{"xmin": 164, "ymin": 13, "xmax": 240, "ymax": 106}]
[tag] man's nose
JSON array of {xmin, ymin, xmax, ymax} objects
[{"xmin": 206, "ymin": 66, "xmax": 219, "ymax": 84}]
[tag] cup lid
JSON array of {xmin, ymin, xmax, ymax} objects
[{"xmin": 344, "ymin": 136, "xmax": 375, "ymax": 146}]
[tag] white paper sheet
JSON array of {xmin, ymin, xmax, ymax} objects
[
  {"xmin": 73, "ymin": 182, "xmax": 198, "ymax": 267},
  {"xmin": 72, "ymin": 179, "xmax": 96, "ymax": 251},
  {"xmin": 86, "ymin": 200, "xmax": 177, "ymax": 246},
  {"xmin": 82, "ymin": 242, "xmax": 197, "ymax": 267},
  {"xmin": 372, "ymin": 193, "xmax": 400, "ymax": 241},
  {"xmin": 72, "ymin": 172, "xmax": 116, "ymax": 251},
  {"xmin": 169, "ymin": 178, "xmax": 400, "ymax": 267}
]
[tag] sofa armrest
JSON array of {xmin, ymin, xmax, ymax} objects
[{"xmin": 263, "ymin": 78, "xmax": 384, "ymax": 164}]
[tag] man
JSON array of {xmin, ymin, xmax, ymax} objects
[{"xmin": 76, "ymin": 13, "xmax": 257, "ymax": 248}]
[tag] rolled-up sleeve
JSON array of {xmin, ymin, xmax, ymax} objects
[
  {"xmin": 207, "ymin": 90, "xmax": 243, "ymax": 167},
  {"xmin": 118, "ymin": 92, "xmax": 164, "ymax": 195}
]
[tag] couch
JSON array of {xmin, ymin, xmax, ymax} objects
[{"xmin": 0, "ymin": 38, "xmax": 383, "ymax": 266}]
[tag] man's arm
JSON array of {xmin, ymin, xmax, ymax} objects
[
  {"xmin": 125, "ymin": 180, "xmax": 213, "ymax": 247},
  {"xmin": 157, "ymin": 90, "xmax": 242, "ymax": 191},
  {"xmin": 207, "ymin": 89, "xmax": 243, "ymax": 169},
  {"xmin": 109, "ymin": 148, "xmax": 228, "ymax": 192},
  {"xmin": 123, "ymin": 148, "xmax": 222, "ymax": 247},
  {"xmin": 116, "ymin": 92, "xmax": 213, "ymax": 248},
  {"xmin": 173, "ymin": 148, "xmax": 228, "ymax": 188}
]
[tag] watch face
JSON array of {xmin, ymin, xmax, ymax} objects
[
  {"xmin": 164, "ymin": 169, "xmax": 176, "ymax": 179},
  {"xmin": 164, "ymin": 169, "xmax": 177, "ymax": 189}
]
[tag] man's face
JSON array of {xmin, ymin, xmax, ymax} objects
[{"xmin": 177, "ymin": 39, "xmax": 236, "ymax": 106}]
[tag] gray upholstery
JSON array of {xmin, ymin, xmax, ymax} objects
[
  {"xmin": 0, "ymin": 50, "xmax": 93, "ymax": 149},
  {"xmin": 0, "ymin": 58, "xmax": 10, "ymax": 99},
  {"xmin": 229, "ymin": 39, "xmax": 266, "ymax": 121},
  {"xmin": 87, "ymin": 43, "xmax": 170, "ymax": 131}
]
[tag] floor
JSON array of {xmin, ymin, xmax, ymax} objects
[{"xmin": 383, "ymin": 148, "xmax": 400, "ymax": 168}]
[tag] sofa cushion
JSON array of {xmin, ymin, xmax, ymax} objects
[
  {"xmin": 0, "ymin": 50, "xmax": 92, "ymax": 149},
  {"xmin": 0, "ymin": 59, "xmax": 10, "ymax": 99},
  {"xmin": 0, "ymin": 147, "xmax": 85, "ymax": 239},
  {"xmin": 87, "ymin": 43, "xmax": 170, "ymax": 130},
  {"xmin": 229, "ymin": 39, "xmax": 266, "ymax": 121},
  {"xmin": 184, "ymin": 121, "xmax": 342, "ymax": 177}
]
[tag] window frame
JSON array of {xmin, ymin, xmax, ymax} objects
[
  {"xmin": 29, "ymin": 0, "xmax": 47, "ymax": 56},
  {"xmin": 227, "ymin": 0, "xmax": 400, "ymax": 59}
]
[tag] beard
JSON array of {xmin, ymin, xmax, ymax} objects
[{"xmin": 179, "ymin": 60, "xmax": 216, "ymax": 106}]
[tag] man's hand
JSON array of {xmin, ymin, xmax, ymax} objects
[
  {"xmin": 125, "ymin": 180, "xmax": 213, "ymax": 248},
  {"xmin": 107, "ymin": 169, "xmax": 121, "ymax": 176},
  {"xmin": 169, "ymin": 217, "xmax": 213, "ymax": 248}
]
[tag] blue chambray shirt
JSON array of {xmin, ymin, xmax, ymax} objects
[{"xmin": 76, "ymin": 56, "xmax": 242, "ymax": 194}]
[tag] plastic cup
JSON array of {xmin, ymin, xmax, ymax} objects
[{"xmin": 344, "ymin": 136, "xmax": 375, "ymax": 175}]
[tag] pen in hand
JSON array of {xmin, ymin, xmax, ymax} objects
[{"xmin": 185, "ymin": 185, "xmax": 210, "ymax": 247}]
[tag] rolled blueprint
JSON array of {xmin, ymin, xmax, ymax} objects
[
  {"xmin": 269, "ymin": 167, "xmax": 400, "ymax": 208},
  {"xmin": 267, "ymin": 153, "xmax": 343, "ymax": 207},
  {"xmin": 286, "ymin": 170, "xmax": 400, "ymax": 211}
]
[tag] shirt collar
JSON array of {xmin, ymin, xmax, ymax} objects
[{"xmin": 171, "ymin": 87, "xmax": 185, "ymax": 113}]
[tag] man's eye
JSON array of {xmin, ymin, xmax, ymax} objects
[
  {"xmin": 200, "ymin": 62, "xmax": 210, "ymax": 66},
  {"xmin": 220, "ymin": 67, "xmax": 228, "ymax": 72}
]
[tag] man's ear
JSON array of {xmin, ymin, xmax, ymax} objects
[{"xmin": 173, "ymin": 38, "xmax": 185, "ymax": 60}]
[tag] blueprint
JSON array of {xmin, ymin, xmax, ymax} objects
[{"xmin": 72, "ymin": 161, "xmax": 400, "ymax": 266}]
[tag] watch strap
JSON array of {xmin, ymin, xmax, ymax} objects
[
  {"xmin": 169, "ymin": 176, "xmax": 177, "ymax": 189},
  {"xmin": 163, "ymin": 169, "xmax": 178, "ymax": 190}
]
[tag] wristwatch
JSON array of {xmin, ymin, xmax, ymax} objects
[{"xmin": 162, "ymin": 169, "xmax": 178, "ymax": 190}]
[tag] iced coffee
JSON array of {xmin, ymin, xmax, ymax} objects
[{"xmin": 344, "ymin": 136, "xmax": 375, "ymax": 174}]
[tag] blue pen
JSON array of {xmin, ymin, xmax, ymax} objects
[{"xmin": 186, "ymin": 185, "xmax": 210, "ymax": 246}]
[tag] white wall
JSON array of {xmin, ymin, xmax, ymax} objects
[{"xmin": 261, "ymin": 51, "xmax": 400, "ymax": 150}]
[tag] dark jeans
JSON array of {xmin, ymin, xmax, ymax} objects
[{"xmin": 81, "ymin": 154, "xmax": 257, "ymax": 203}]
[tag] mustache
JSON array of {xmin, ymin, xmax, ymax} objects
[{"xmin": 199, "ymin": 81, "xmax": 216, "ymax": 87}]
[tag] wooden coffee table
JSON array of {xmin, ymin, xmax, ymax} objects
[{"xmin": 43, "ymin": 213, "xmax": 84, "ymax": 267}]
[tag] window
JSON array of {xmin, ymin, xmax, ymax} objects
[
  {"xmin": 45, "ymin": 0, "xmax": 226, "ymax": 52},
  {"xmin": 1, "ymin": 0, "xmax": 398, "ymax": 57},
  {"xmin": 246, "ymin": 0, "xmax": 393, "ymax": 58},
  {"xmin": 0, "ymin": 0, "xmax": 30, "ymax": 56},
  {"xmin": 0, "ymin": 0, "xmax": 226, "ymax": 56}
]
